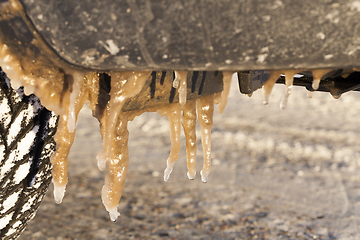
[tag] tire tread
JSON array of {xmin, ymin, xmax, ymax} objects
[{"xmin": 0, "ymin": 69, "xmax": 58, "ymax": 239}]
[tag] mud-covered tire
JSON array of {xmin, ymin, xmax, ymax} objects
[{"xmin": 0, "ymin": 69, "xmax": 58, "ymax": 239}]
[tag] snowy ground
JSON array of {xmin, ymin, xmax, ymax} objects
[{"xmin": 21, "ymin": 75, "xmax": 360, "ymax": 239}]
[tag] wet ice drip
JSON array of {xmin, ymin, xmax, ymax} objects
[
  {"xmin": 0, "ymin": 43, "xmax": 69, "ymax": 115},
  {"xmin": 307, "ymin": 69, "xmax": 333, "ymax": 98},
  {"xmin": 217, "ymin": 72, "xmax": 233, "ymax": 114},
  {"xmin": 0, "ymin": 34, "xmax": 224, "ymax": 221},
  {"xmin": 157, "ymin": 104, "xmax": 182, "ymax": 181},
  {"xmin": 67, "ymin": 72, "xmax": 85, "ymax": 133},
  {"xmin": 0, "ymin": 10, "xmax": 94, "ymax": 204},
  {"xmin": 312, "ymin": 69, "xmax": 331, "ymax": 90},
  {"xmin": 96, "ymin": 71, "xmax": 151, "ymax": 221},
  {"xmin": 50, "ymin": 72, "xmax": 100, "ymax": 204},
  {"xmin": 46, "ymin": 71, "xmax": 153, "ymax": 220},
  {"xmin": 0, "ymin": 1, "xmax": 260, "ymax": 220},
  {"xmin": 196, "ymin": 95, "xmax": 215, "ymax": 182},
  {"xmin": 0, "ymin": 13, "xmax": 336, "ymax": 222},
  {"xmin": 0, "ymin": 27, "xmax": 153, "ymax": 220},
  {"xmin": 263, "ymin": 69, "xmax": 333, "ymax": 109},
  {"xmin": 0, "ymin": 24, "xmax": 231, "ymax": 217},
  {"xmin": 263, "ymin": 70, "xmax": 300, "ymax": 109},
  {"xmin": 174, "ymin": 71, "xmax": 188, "ymax": 106},
  {"xmin": 96, "ymin": 71, "xmax": 151, "ymax": 171},
  {"xmin": 158, "ymin": 95, "xmax": 216, "ymax": 182},
  {"xmin": 262, "ymin": 70, "xmax": 282, "ymax": 105},
  {"xmin": 181, "ymin": 99, "xmax": 197, "ymax": 180},
  {"xmin": 280, "ymin": 70, "xmax": 299, "ymax": 109},
  {"xmin": 157, "ymin": 72, "xmax": 234, "ymax": 182}
]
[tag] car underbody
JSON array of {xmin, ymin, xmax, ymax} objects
[{"xmin": 1, "ymin": 0, "xmax": 360, "ymax": 239}]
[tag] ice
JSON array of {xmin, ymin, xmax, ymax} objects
[
  {"xmin": 200, "ymin": 169, "xmax": 209, "ymax": 183},
  {"xmin": 0, "ymin": 3, "xmax": 242, "ymax": 223},
  {"xmin": 187, "ymin": 171, "xmax": 196, "ymax": 180},
  {"xmin": 332, "ymin": 93, "xmax": 342, "ymax": 99},
  {"xmin": 197, "ymin": 95, "xmax": 214, "ymax": 183},
  {"xmin": 173, "ymin": 71, "xmax": 180, "ymax": 88},
  {"xmin": 311, "ymin": 69, "xmax": 333, "ymax": 91},
  {"xmin": 263, "ymin": 71, "xmax": 282, "ymax": 105},
  {"xmin": 96, "ymin": 151, "xmax": 107, "ymax": 171},
  {"xmin": 280, "ymin": 85, "xmax": 293, "ymax": 109},
  {"xmin": 67, "ymin": 72, "xmax": 85, "ymax": 133},
  {"xmin": 164, "ymin": 162, "xmax": 174, "ymax": 181},
  {"xmin": 307, "ymin": 90, "xmax": 314, "ymax": 99},
  {"xmin": 312, "ymin": 79, "xmax": 320, "ymax": 90},
  {"xmin": 107, "ymin": 207, "xmax": 120, "ymax": 222},
  {"xmin": 263, "ymin": 94, "xmax": 270, "ymax": 105},
  {"xmin": 217, "ymin": 72, "xmax": 233, "ymax": 113},
  {"xmin": 0, "ymin": 213, "xmax": 13, "ymax": 230},
  {"xmin": 23, "ymin": 85, "xmax": 35, "ymax": 95},
  {"xmin": 157, "ymin": 103, "xmax": 181, "ymax": 181},
  {"xmin": 102, "ymin": 71, "xmax": 150, "ymax": 167},
  {"xmin": 177, "ymin": 71, "xmax": 188, "ymax": 106},
  {"xmin": 279, "ymin": 70, "xmax": 297, "ymax": 110},
  {"xmin": 1, "ymin": 191, "xmax": 21, "ymax": 214},
  {"xmin": 102, "ymin": 182, "xmax": 121, "ymax": 221},
  {"xmin": 97, "ymin": 72, "xmax": 150, "ymax": 220},
  {"xmin": 53, "ymin": 183, "xmax": 66, "ymax": 204},
  {"xmin": 181, "ymin": 99, "xmax": 197, "ymax": 180}
]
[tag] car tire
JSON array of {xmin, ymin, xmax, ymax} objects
[{"xmin": 0, "ymin": 68, "xmax": 58, "ymax": 239}]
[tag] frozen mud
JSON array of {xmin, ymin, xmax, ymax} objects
[{"xmin": 20, "ymin": 78, "xmax": 360, "ymax": 240}]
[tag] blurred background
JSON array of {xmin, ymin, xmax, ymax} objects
[{"xmin": 20, "ymin": 74, "xmax": 360, "ymax": 239}]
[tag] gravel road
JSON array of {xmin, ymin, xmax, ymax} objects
[{"xmin": 20, "ymin": 75, "xmax": 360, "ymax": 239}]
